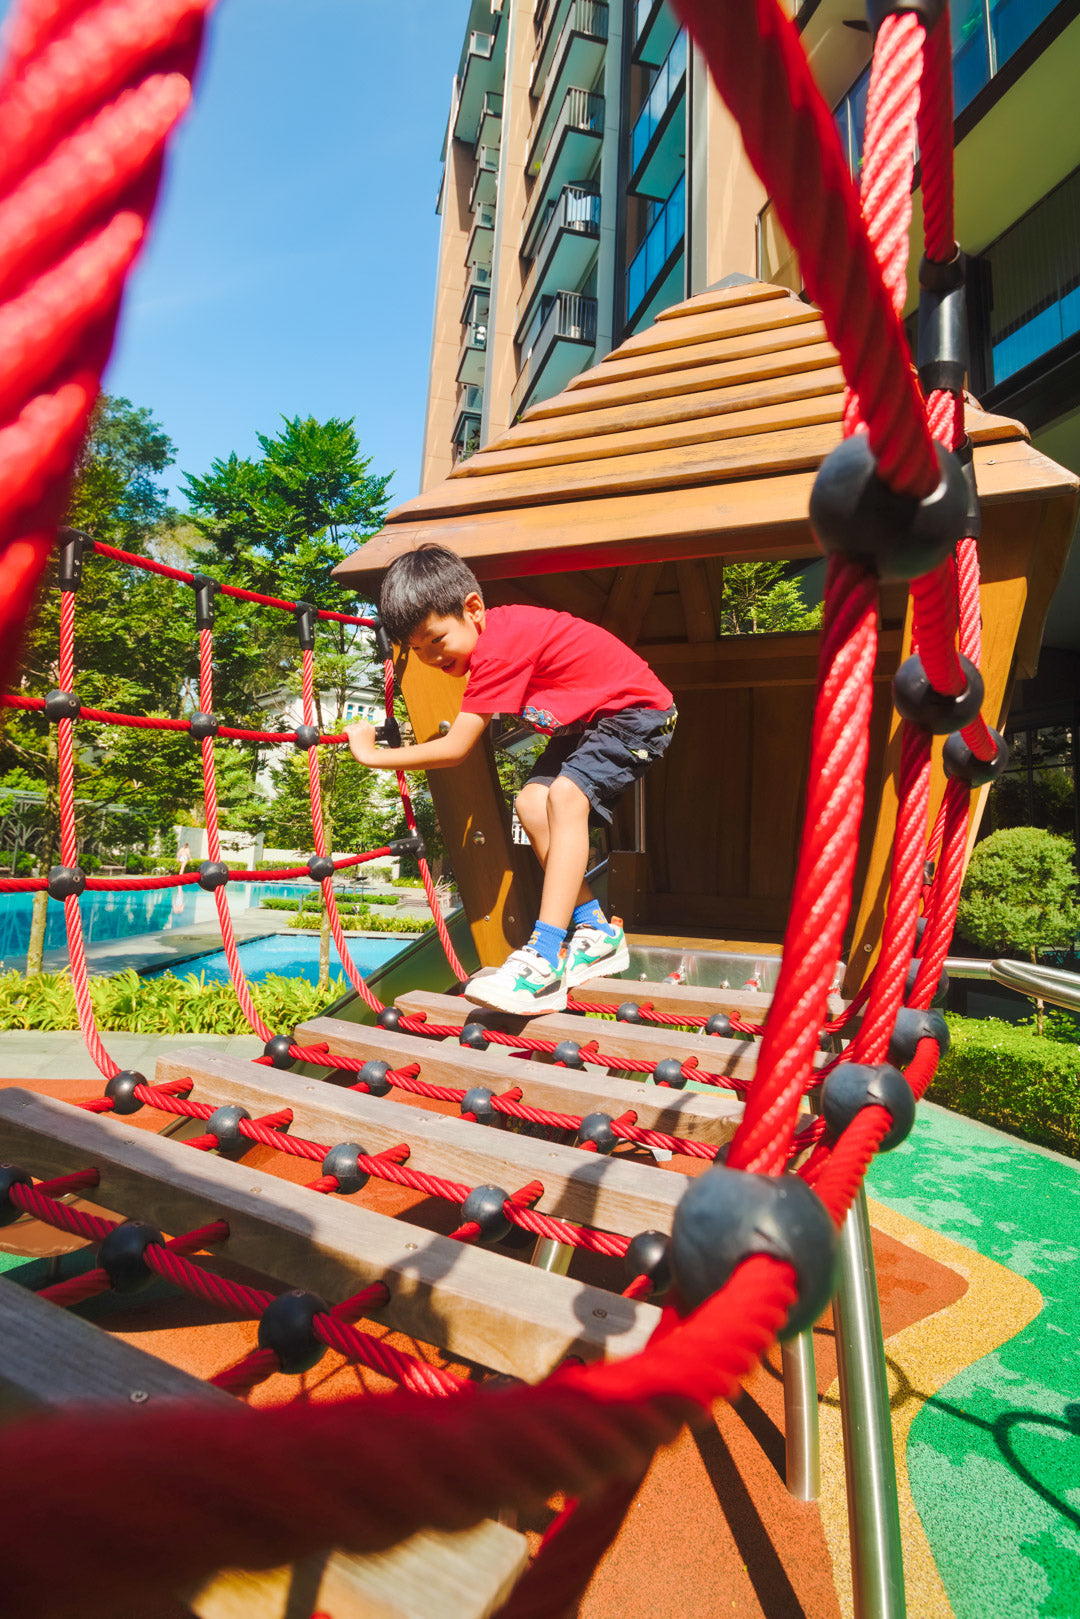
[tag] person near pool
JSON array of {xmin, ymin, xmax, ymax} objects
[{"xmin": 344, "ymin": 544, "xmax": 676, "ymax": 1015}]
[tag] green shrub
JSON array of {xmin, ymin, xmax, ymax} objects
[
  {"xmin": 361, "ymin": 893, "xmax": 399, "ymax": 906},
  {"xmin": 287, "ymin": 908, "xmax": 430, "ymax": 935},
  {"xmin": 929, "ymin": 1014, "xmax": 1080, "ymax": 1158},
  {"xmin": 0, "ymin": 969, "xmax": 345, "ymax": 1035}
]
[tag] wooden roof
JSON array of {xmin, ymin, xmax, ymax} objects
[{"xmin": 334, "ymin": 278, "xmax": 1077, "ymax": 593}]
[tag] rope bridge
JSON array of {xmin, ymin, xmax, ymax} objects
[{"xmin": 0, "ymin": 1, "xmax": 1014, "ymax": 1616}]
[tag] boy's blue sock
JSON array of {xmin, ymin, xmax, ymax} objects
[
  {"xmin": 526, "ymin": 919, "xmax": 567, "ymax": 970},
  {"xmin": 572, "ymin": 899, "xmax": 617, "ymax": 937}
]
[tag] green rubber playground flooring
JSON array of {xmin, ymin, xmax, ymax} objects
[{"xmin": 867, "ymin": 1102, "xmax": 1080, "ymax": 1619}]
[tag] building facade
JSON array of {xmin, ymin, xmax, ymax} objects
[{"xmin": 423, "ymin": 0, "xmax": 1080, "ymax": 842}]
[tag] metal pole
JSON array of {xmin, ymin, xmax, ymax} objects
[
  {"xmin": 833, "ymin": 1185, "xmax": 906, "ymax": 1619},
  {"xmin": 531, "ymin": 1237, "xmax": 573, "ymax": 1274},
  {"xmin": 781, "ymin": 1329, "xmax": 821, "ymax": 1500},
  {"xmin": 634, "ymin": 775, "xmax": 646, "ymax": 853}
]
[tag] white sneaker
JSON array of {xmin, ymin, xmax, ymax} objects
[
  {"xmin": 564, "ymin": 920, "xmax": 629, "ymax": 987},
  {"xmin": 466, "ymin": 947, "xmax": 568, "ymax": 1015}
]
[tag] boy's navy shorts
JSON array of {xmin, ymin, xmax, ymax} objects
[{"xmin": 524, "ymin": 705, "xmax": 678, "ymax": 826}]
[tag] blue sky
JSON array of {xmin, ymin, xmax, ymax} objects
[{"xmin": 0, "ymin": 0, "xmax": 466, "ymax": 508}]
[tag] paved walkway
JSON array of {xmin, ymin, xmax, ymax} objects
[{"xmin": 0, "ymin": 1029, "xmax": 264, "ymax": 1079}]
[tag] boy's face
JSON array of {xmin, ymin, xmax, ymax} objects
[{"xmin": 407, "ymin": 591, "xmax": 485, "ymax": 679}]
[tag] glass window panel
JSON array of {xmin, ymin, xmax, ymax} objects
[
  {"xmin": 990, "ymin": 0, "xmax": 1058, "ymax": 72},
  {"xmin": 951, "ymin": 0, "xmax": 990, "ymax": 113}
]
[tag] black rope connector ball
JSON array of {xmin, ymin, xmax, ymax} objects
[
  {"xmin": 705, "ymin": 1012, "xmax": 732, "ymax": 1038},
  {"xmin": 321, "ymin": 1143, "xmax": 370, "ymax": 1196},
  {"xmin": 206, "ymin": 1104, "xmax": 251, "ymax": 1157},
  {"xmin": 376, "ymin": 1007, "xmax": 402, "ymax": 1032},
  {"xmin": 375, "ymin": 716, "xmax": 402, "ymax": 747},
  {"xmin": 99, "ymin": 1219, "xmax": 164, "ymax": 1294},
  {"xmin": 624, "ymin": 1230, "xmax": 672, "ymax": 1294},
  {"xmin": 943, "ymin": 726, "xmax": 1010, "ymax": 787},
  {"xmin": 389, "ymin": 832, "xmax": 426, "ymax": 858},
  {"xmin": 887, "ymin": 1006, "xmax": 950, "ymax": 1068},
  {"xmin": 670, "ymin": 1167, "xmax": 838, "ymax": 1339},
  {"xmin": 809, "ymin": 435, "xmax": 968, "ymax": 583},
  {"xmin": 821, "ymin": 1061, "xmax": 916, "ymax": 1152},
  {"xmin": 459, "ymin": 1021, "xmax": 489, "ymax": 1051},
  {"xmin": 188, "ymin": 711, "xmax": 219, "ymax": 741},
  {"xmin": 358, "ymin": 1059, "xmax": 392, "ymax": 1096},
  {"xmin": 616, "ymin": 1001, "xmax": 643, "ymax": 1024},
  {"xmin": 577, "ymin": 1112, "xmax": 618, "ymax": 1154},
  {"xmin": 307, "ymin": 854, "xmax": 335, "ymax": 883},
  {"xmin": 460, "ymin": 1184, "xmax": 512, "ymax": 1244},
  {"xmin": 196, "ymin": 860, "xmax": 229, "ymax": 891},
  {"xmin": 905, "ymin": 958, "xmax": 949, "ymax": 1008},
  {"xmin": 552, "ymin": 1039, "xmax": 584, "ymax": 1069},
  {"xmin": 258, "ymin": 1288, "xmax": 329, "ymax": 1375},
  {"xmin": 892, "ymin": 653, "xmax": 984, "ymax": 734},
  {"xmin": 263, "ymin": 1034, "xmax": 295, "ymax": 1069},
  {"xmin": 104, "ymin": 1070, "xmax": 147, "ymax": 1115},
  {"xmin": 294, "ymin": 724, "xmax": 320, "ymax": 750},
  {"xmin": 866, "ymin": 0, "xmax": 946, "ymax": 38},
  {"xmin": 652, "ymin": 1057, "xmax": 687, "ymax": 1089},
  {"xmin": 44, "ymin": 688, "xmax": 80, "ymax": 722},
  {"xmin": 0, "ymin": 1165, "xmax": 32, "ymax": 1227},
  {"xmin": 461, "ymin": 1085, "xmax": 497, "ymax": 1124},
  {"xmin": 47, "ymin": 864, "xmax": 85, "ymax": 900}
]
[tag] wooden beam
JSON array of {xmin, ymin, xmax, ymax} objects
[
  {"xmin": 601, "ymin": 562, "xmax": 664, "ymax": 646},
  {"xmin": 292, "ymin": 1019, "xmax": 742, "ymax": 1145},
  {"xmin": 0, "ymin": 1091, "xmax": 659, "ymax": 1381},
  {"xmin": 0, "ymin": 1278, "xmax": 529, "ymax": 1619},
  {"xmin": 675, "ymin": 561, "xmax": 718, "ymax": 643},
  {"xmin": 563, "ymin": 975, "xmax": 846, "ymax": 1024},
  {"xmin": 154, "ymin": 1048, "xmax": 693, "ymax": 1233}
]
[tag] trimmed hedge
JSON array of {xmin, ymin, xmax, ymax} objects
[
  {"xmin": 929, "ymin": 1015, "xmax": 1080, "ymax": 1158},
  {"xmin": 288, "ymin": 908, "xmax": 431, "ymax": 935},
  {"xmin": 0, "ymin": 968, "xmax": 345, "ymax": 1035}
]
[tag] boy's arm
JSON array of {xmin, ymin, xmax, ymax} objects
[{"xmin": 344, "ymin": 710, "xmax": 490, "ymax": 772}]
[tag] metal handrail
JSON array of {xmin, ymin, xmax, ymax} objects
[{"xmin": 945, "ymin": 955, "xmax": 1080, "ymax": 1011}]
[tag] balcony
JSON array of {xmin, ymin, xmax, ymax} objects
[
  {"xmin": 629, "ymin": 27, "xmax": 686, "ymax": 199},
  {"xmin": 982, "ymin": 163, "xmax": 1080, "ymax": 398},
  {"xmin": 531, "ymin": 0, "xmax": 608, "ymax": 123},
  {"xmin": 524, "ymin": 87, "xmax": 604, "ymax": 245},
  {"xmin": 469, "ymin": 144, "xmax": 500, "ymax": 211},
  {"xmin": 453, "ymin": 25, "xmax": 504, "ymax": 144},
  {"xmin": 517, "ymin": 185, "xmax": 600, "ymax": 339},
  {"xmin": 456, "ymin": 307, "xmax": 489, "ymax": 388},
  {"xmin": 466, "ymin": 203, "xmax": 496, "ymax": 267},
  {"xmin": 834, "ymin": 0, "xmax": 1064, "ymax": 173},
  {"xmin": 452, "ymin": 403, "xmax": 482, "ymax": 466},
  {"xmin": 512, "ymin": 290, "xmax": 597, "ymax": 416},
  {"xmin": 460, "ymin": 262, "xmax": 492, "ymax": 323},
  {"xmin": 625, "ymin": 172, "xmax": 685, "ymax": 329},
  {"xmin": 632, "ymin": 0, "xmax": 679, "ymax": 68},
  {"xmin": 474, "ymin": 90, "xmax": 503, "ymax": 154}
]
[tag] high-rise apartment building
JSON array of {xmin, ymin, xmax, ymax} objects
[{"xmin": 422, "ymin": 1, "xmax": 1080, "ymax": 844}]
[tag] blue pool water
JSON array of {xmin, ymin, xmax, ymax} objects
[
  {"xmin": 0, "ymin": 881, "xmax": 314, "ymax": 968},
  {"xmin": 150, "ymin": 931, "xmax": 407, "ymax": 986}
]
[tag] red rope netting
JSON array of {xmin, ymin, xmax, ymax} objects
[{"xmin": 0, "ymin": 1, "xmax": 1009, "ymax": 1613}]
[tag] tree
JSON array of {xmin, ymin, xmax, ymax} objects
[
  {"xmin": 720, "ymin": 562, "xmax": 823, "ymax": 636},
  {"xmin": 957, "ymin": 826, "xmax": 1080, "ymax": 1033},
  {"xmin": 183, "ymin": 416, "xmax": 392, "ymax": 989}
]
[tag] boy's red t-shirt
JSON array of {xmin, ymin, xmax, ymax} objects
[{"xmin": 460, "ymin": 604, "xmax": 673, "ymax": 735}]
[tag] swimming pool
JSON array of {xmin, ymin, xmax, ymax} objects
[
  {"xmin": 0, "ymin": 881, "xmax": 315, "ymax": 968},
  {"xmin": 150, "ymin": 931, "xmax": 408, "ymax": 987}
]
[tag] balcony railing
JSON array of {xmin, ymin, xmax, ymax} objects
[
  {"xmin": 625, "ymin": 172, "xmax": 685, "ymax": 323},
  {"xmin": 459, "ymin": 383, "xmax": 484, "ymax": 416},
  {"xmin": 518, "ymin": 185, "xmax": 600, "ymax": 332},
  {"xmin": 630, "ymin": 27, "xmax": 686, "ymax": 176},
  {"xmin": 474, "ymin": 90, "xmax": 503, "ymax": 151},
  {"xmin": 530, "ymin": 85, "xmax": 604, "ymax": 218},
  {"xmin": 532, "ymin": 0, "xmax": 608, "ymax": 100},
  {"xmin": 835, "ymin": 0, "xmax": 1062, "ymax": 172},
  {"xmin": 519, "ymin": 289, "xmax": 597, "ymax": 370}
]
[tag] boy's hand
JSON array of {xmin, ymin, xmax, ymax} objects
[{"xmin": 344, "ymin": 722, "xmax": 378, "ymax": 765}]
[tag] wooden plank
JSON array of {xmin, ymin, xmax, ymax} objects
[
  {"xmin": 564, "ymin": 975, "xmax": 846, "ymax": 1023},
  {"xmin": 642, "ymin": 628, "xmax": 902, "ymax": 691},
  {"xmin": 389, "ymin": 419, "xmax": 846, "ymax": 522},
  {"xmin": 154, "ymin": 1047, "xmax": 696, "ymax": 1231},
  {"xmin": 0, "ymin": 1278, "xmax": 529, "ymax": 1619},
  {"xmin": 393, "ymin": 990, "xmax": 768, "ymax": 1083},
  {"xmin": 520, "ymin": 336, "xmax": 837, "ymax": 419},
  {"xmin": 676, "ymin": 560, "xmax": 719, "ymax": 643},
  {"xmin": 577, "ymin": 296, "xmax": 822, "ymax": 366},
  {"xmin": 290, "ymin": 1019, "xmax": 742, "ymax": 1144},
  {"xmin": 0, "ymin": 1091, "xmax": 659, "ymax": 1381},
  {"xmin": 459, "ymin": 373, "xmax": 846, "ymax": 471},
  {"xmin": 601, "ymin": 561, "xmax": 664, "ymax": 645},
  {"xmin": 652, "ymin": 281, "xmax": 790, "ymax": 320}
]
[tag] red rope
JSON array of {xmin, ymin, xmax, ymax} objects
[{"xmin": 91, "ymin": 539, "xmax": 375, "ymax": 624}]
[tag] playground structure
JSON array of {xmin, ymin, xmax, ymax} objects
[{"xmin": 0, "ymin": 3, "xmax": 1078, "ymax": 1618}]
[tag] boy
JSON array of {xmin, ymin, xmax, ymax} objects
[{"xmin": 345, "ymin": 544, "xmax": 676, "ymax": 1014}]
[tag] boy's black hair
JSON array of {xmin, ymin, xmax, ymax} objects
[{"xmin": 378, "ymin": 545, "xmax": 483, "ymax": 645}]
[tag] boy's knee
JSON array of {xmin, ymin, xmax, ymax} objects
[
  {"xmin": 547, "ymin": 774, "xmax": 590, "ymax": 817},
  {"xmin": 515, "ymin": 783, "xmax": 547, "ymax": 825}
]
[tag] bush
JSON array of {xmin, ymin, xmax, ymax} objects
[
  {"xmin": 929, "ymin": 1014, "xmax": 1080, "ymax": 1158},
  {"xmin": 288, "ymin": 908, "xmax": 431, "ymax": 935},
  {"xmin": 0, "ymin": 968, "xmax": 345, "ymax": 1035}
]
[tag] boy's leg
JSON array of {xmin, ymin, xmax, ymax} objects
[{"xmin": 538, "ymin": 775, "xmax": 593, "ymax": 929}]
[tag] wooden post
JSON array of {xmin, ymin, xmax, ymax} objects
[{"xmin": 397, "ymin": 653, "xmax": 540, "ymax": 967}]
